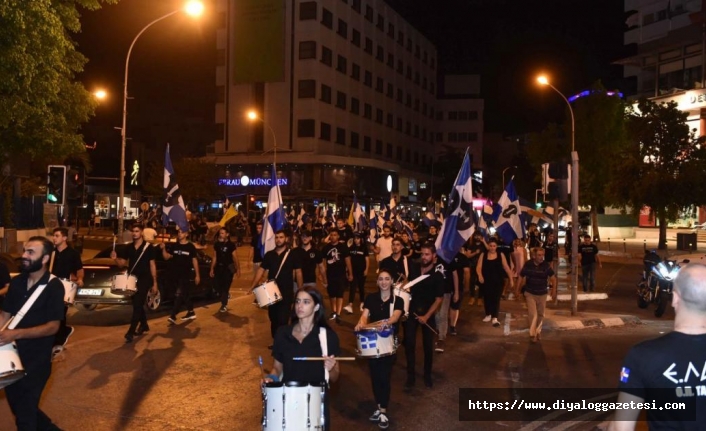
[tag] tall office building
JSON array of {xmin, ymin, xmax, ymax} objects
[{"xmin": 210, "ymin": 0, "xmax": 483, "ymax": 205}]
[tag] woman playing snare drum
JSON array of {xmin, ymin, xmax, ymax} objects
[
  {"xmin": 355, "ymin": 269, "xmax": 404, "ymax": 430},
  {"xmin": 263, "ymin": 287, "xmax": 340, "ymax": 430}
]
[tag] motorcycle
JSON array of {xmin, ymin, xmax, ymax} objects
[{"xmin": 637, "ymin": 251, "xmax": 689, "ymax": 317}]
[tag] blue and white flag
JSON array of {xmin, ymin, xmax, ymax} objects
[
  {"xmin": 492, "ymin": 178, "xmax": 525, "ymax": 244},
  {"xmin": 161, "ymin": 144, "xmax": 189, "ymax": 232},
  {"xmin": 435, "ymin": 150, "xmax": 477, "ymax": 263},
  {"xmin": 261, "ymin": 165, "xmax": 286, "ymax": 258},
  {"xmin": 423, "ymin": 211, "xmax": 441, "ymax": 228}
]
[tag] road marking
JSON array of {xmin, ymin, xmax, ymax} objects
[
  {"xmin": 504, "ymin": 312, "xmax": 511, "ymax": 336},
  {"xmin": 516, "ymin": 392, "xmax": 617, "ymax": 431}
]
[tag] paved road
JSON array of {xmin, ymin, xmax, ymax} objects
[{"xmin": 0, "ymin": 248, "xmax": 668, "ymax": 430}]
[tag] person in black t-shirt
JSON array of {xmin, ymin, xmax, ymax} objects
[
  {"xmin": 263, "ymin": 287, "xmax": 341, "ymax": 430},
  {"xmin": 0, "ymin": 261, "xmax": 10, "ymax": 309},
  {"xmin": 578, "ymin": 234, "xmax": 601, "ymax": 292},
  {"xmin": 0, "ymin": 236, "xmax": 65, "ymax": 430},
  {"xmin": 610, "ymin": 263, "xmax": 706, "ymax": 430},
  {"xmin": 355, "ymin": 269, "xmax": 404, "ymax": 430},
  {"xmin": 449, "ymin": 251, "xmax": 470, "ymax": 336},
  {"xmin": 251, "ymin": 229, "xmax": 303, "ymax": 341},
  {"xmin": 210, "ymin": 227, "xmax": 238, "ymax": 313},
  {"xmin": 249, "ymin": 221, "xmax": 263, "ymax": 274},
  {"xmin": 466, "ymin": 233, "xmax": 487, "ymax": 306},
  {"xmin": 335, "ymin": 218, "xmax": 353, "ymax": 243},
  {"xmin": 400, "ymin": 231, "xmax": 413, "ymax": 258},
  {"xmin": 517, "ymin": 247, "xmax": 556, "ymax": 343},
  {"xmin": 298, "ymin": 230, "xmax": 326, "ymax": 288},
  {"xmin": 433, "ymin": 257, "xmax": 457, "ymax": 353},
  {"xmin": 426, "ymin": 225, "xmax": 438, "ymax": 244},
  {"xmin": 50, "ymin": 227, "xmax": 83, "ymax": 355},
  {"xmin": 112, "ymin": 223, "xmax": 158, "ymax": 342},
  {"xmin": 160, "ymin": 229, "xmax": 200, "ymax": 323},
  {"xmin": 344, "ymin": 234, "xmax": 369, "ymax": 315},
  {"xmin": 405, "ymin": 243, "xmax": 444, "ymax": 389},
  {"xmin": 410, "ymin": 232, "xmax": 422, "ymax": 261},
  {"xmin": 379, "ymin": 238, "xmax": 416, "ymax": 284},
  {"xmin": 542, "ymin": 232, "xmax": 559, "ymax": 272},
  {"xmin": 322, "ymin": 230, "xmax": 353, "ymax": 322}
]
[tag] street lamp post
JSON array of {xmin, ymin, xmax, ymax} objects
[
  {"xmin": 502, "ymin": 165, "xmax": 517, "ymax": 190},
  {"xmin": 537, "ymin": 75, "xmax": 579, "ymax": 316},
  {"xmin": 117, "ymin": 1, "xmax": 204, "ymax": 234},
  {"xmin": 247, "ymin": 110, "xmax": 279, "ymax": 165}
]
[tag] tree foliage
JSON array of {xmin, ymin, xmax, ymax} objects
[
  {"xmin": 611, "ymin": 99, "xmax": 706, "ymax": 249},
  {"xmin": 0, "ymin": 0, "xmax": 116, "ymax": 163}
]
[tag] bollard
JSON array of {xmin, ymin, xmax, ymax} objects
[
  {"xmin": 607, "ymin": 238, "xmax": 611, "ymax": 251},
  {"xmin": 623, "ymin": 238, "xmax": 627, "ymax": 253},
  {"xmin": 643, "ymin": 239, "xmax": 647, "ymax": 252}
]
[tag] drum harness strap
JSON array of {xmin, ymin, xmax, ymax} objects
[
  {"xmin": 273, "ymin": 249, "xmax": 291, "ymax": 281},
  {"xmin": 403, "ymin": 256, "xmax": 408, "ymax": 279},
  {"xmin": 318, "ymin": 327, "xmax": 329, "ymax": 384},
  {"xmin": 127, "ymin": 242, "xmax": 150, "ymax": 279},
  {"xmin": 3, "ymin": 275, "xmax": 56, "ymax": 331}
]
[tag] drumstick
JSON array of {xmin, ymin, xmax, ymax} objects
[
  {"xmin": 258, "ymin": 355, "xmax": 266, "ymax": 380},
  {"xmin": 0, "ymin": 316, "xmax": 14, "ymax": 332},
  {"xmin": 413, "ymin": 313, "xmax": 439, "ymax": 335},
  {"xmin": 293, "ymin": 357, "xmax": 357, "ymax": 361},
  {"xmin": 49, "ymin": 250, "xmax": 56, "ymax": 273},
  {"xmin": 112, "ymin": 236, "xmax": 116, "ymax": 252}
]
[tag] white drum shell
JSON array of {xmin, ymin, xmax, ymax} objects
[
  {"xmin": 253, "ymin": 280, "xmax": 282, "ymax": 308},
  {"xmin": 60, "ymin": 279, "xmax": 78, "ymax": 305},
  {"xmin": 263, "ymin": 383, "xmax": 324, "ymax": 430},
  {"xmin": 355, "ymin": 329, "xmax": 397, "ymax": 358},
  {"xmin": 393, "ymin": 285, "xmax": 411, "ymax": 316},
  {"xmin": 110, "ymin": 274, "xmax": 138, "ymax": 296},
  {"xmin": 0, "ymin": 342, "xmax": 24, "ymax": 390}
]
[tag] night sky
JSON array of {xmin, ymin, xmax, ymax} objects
[{"xmin": 75, "ymin": 0, "xmax": 630, "ymax": 174}]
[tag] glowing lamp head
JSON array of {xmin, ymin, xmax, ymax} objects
[
  {"xmin": 246, "ymin": 111, "xmax": 259, "ymax": 121},
  {"xmin": 94, "ymin": 90, "xmax": 107, "ymax": 100},
  {"xmin": 184, "ymin": 1, "xmax": 204, "ymax": 17},
  {"xmin": 537, "ymin": 76, "xmax": 549, "ymax": 86}
]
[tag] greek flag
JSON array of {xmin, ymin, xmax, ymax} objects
[
  {"xmin": 161, "ymin": 144, "xmax": 189, "ymax": 232},
  {"xmin": 492, "ymin": 178, "xmax": 525, "ymax": 244},
  {"xmin": 435, "ymin": 150, "xmax": 477, "ymax": 263},
  {"xmin": 261, "ymin": 165, "xmax": 286, "ymax": 257}
]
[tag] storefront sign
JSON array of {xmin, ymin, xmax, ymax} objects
[{"xmin": 218, "ymin": 176, "xmax": 288, "ymax": 187}]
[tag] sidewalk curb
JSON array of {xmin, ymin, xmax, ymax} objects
[{"xmin": 504, "ymin": 312, "xmax": 641, "ymax": 336}]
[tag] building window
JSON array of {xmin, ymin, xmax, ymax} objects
[
  {"xmin": 422, "ymin": 102, "xmax": 427, "ymax": 115},
  {"xmin": 297, "ymin": 119, "xmax": 315, "ymax": 137},
  {"xmin": 459, "ymin": 132, "xmax": 468, "ymax": 142},
  {"xmin": 406, "ymin": 66, "xmax": 412, "ymax": 80},
  {"xmin": 352, "ymin": 29, "xmax": 361, "ymax": 47},
  {"xmin": 376, "ymin": 77, "xmax": 384, "ymax": 93},
  {"xmin": 397, "ymin": 30, "xmax": 404, "ymax": 46},
  {"xmin": 415, "ymin": 44, "xmax": 420, "ymax": 58},
  {"xmin": 448, "ymin": 132, "xmax": 458, "ymax": 142},
  {"xmin": 436, "ymin": 133, "xmax": 443, "ymax": 142},
  {"xmin": 414, "ymin": 125, "xmax": 419, "ymax": 137},
  {"xmin": 320, "ymin": 84, "xmax": 332, "ymax": 103},
  {"xmin": 321, "ymin": 8, "xmax": 333, "ymax": 29},
  {"xmin": 365, "ymin": 5, "xmax": 373, "ymax": 22},
  {"xmin": 430, "ymin": 57, "xmax": 436, "ymax": 69},
  {"xmin": 336, "ymin": 127, "xmax": 346, "ymax": 145},
  {"xmin": 414, "ymin": 71, "xmax": 420, "ymax": 84},
  {"xmin": 351, "ymin": 97, "xmax": 360, "ymax": 114},
  {"xmin": 430, "ymin": 106, "xmax": 435, "ymax": 118},
  {"xmin": 430, "ymin": 82, "xmax": 435, "ymax": 94},
  {"xmin": 396, "ymin": 118, "xmax": 402, "ymax": 131},
  {"xmin": 423, "ymin": 51, "xmax": 428, "ymax": 64},
  {"xmin": 422, "ymin": 76, "xmax": 427, "ymax": 89},
  {"xmin": 405, "ymin": 93, "xmax": 411, "ymax": 107},
  {"xmin": 422, "ymin": 154, "xmax": 427, "ymax": 165},
  {"xmin": 469, "ymin": 111, "xmax": 478, "ymax": 120},
  {"xmin": 352, "ymin": 0, "xmax": 361, "ymax": 12},
  {"xmin": 386, "ymin": 83, "xmax": 394, "ymax": 98},
  {"xmin": 397, "ymin": 59, "xmax": 403, "ymax": 74},
  {"xmin": 364, "ymin": 38, "xmax": 373, "ymax": 54},
  {"xmin": 376, "ymin": 45, "xmax": 384, "ymax": 62},
  {"xmin": 321, "ymin": 46, "xmax": 332, "ymax": 66},
  {"xmin": 351, "ymin": 63, "xmax": 361, "ymax": 80},
  {"xmin": 436, "ymin": 111, "xmax": 443, "ymax": 121},
  {"xmin": 405, "ymin": 121, "xmax": 411, "ymax": 135},
  {"xmin": 414, "ymin": 151, "xmax": 419, "ymax": 164},
  {"xmin": 298, "ymin": 79, "xmax": 316, "ymax": 98},
  {"xmin": 377, "ymin": 14, "xmax": 385, "ymax": 31},
  {"xmin": 397, "ymin": 146, "xmax": 403, "ymax": 160},
  {"xmin": 458, "ymin": 111, "xmax": 468, "ymax": 121},
  {"xmin": 337, "ymin": 19, "xmax": 347, "ymax": 38},
  {"xmin": 376, "ymin": 108, "xmax": 383, "ymax": 124},
  {"xmin": 396, "ymin": 89, "xmax": 403, "ymax": 102},
  {"xmin": 449, "ymin": 111, "xmax": 458, "ymax": 120},
  {"xmin": 336, "ymin": 55, "xmax": 347, "ymax": 73},
  {"xmin": 364, "ymin": 103, "xmax": 372, "ymax": 119},
  {"xmin": 320, "ymin": 122, "xmax": 331, "ymax": 140},
  {"xmin": 469, "ymin": 132, "xmax": 478, "ymax": 142},
  {"xmin": 299, "ymin": 2, "xmax": 317, "ymax": 20},
  {"xmin": 386, "ymin": 113, "xmax": 393, "ymax": 127},
  {"xmin": 387, "ymin": 53, "xmax": 394, "ymax": 68},
  {"xmin": 351, "ymin": 132, "xmax": 360, "ymax": 148},
  {"xmin": 336, "ymin": 91, "xmax": 347, "ymax": 109},
  {"xmin": 364, "ymin": 70, "xmax": 372, "ymax": 87},
  {"xmin": 364, "ymin": 136, "xmax": 371, "ymax": 152},
  {"xmin": 386, "ymin": 143, "xmax": 393, "ymax": 158},
  {"xmin": 414, "ymin": 98, "xmax": 420, "ymax": 111},
  {"xmin": 299, "ymin": 41, "xmax": 317, "ymax": 59},
  {"xmin": 376, "ymin": 140, "xmax": 383, "ymax": 155},
  {"xmin": 388, "ymin": 23, "xmax": 395, "ymax": 38}
]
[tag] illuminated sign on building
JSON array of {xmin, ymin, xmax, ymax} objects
[{"xmin": 218, "ymin": 175, "xmax": 288, "ymax": 187}]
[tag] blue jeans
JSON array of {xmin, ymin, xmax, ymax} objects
[{"xmin": 581, "ymin": 263, "xmax": 596, "ymax": 292}]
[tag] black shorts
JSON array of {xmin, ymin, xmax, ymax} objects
[{"xmin": 327, "ymin": 278, "xmax": 346, "ymax": 298}]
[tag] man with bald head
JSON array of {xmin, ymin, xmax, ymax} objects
[{"xmin": 609, "ymin": 263, "xmax": 706, "ymax": 430}]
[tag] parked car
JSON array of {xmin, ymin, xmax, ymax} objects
[{"xmin": 74, "ymin": 243, "xmax": 216, "ymax": 311}]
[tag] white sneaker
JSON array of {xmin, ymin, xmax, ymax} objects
[
  {"xmin": 482, "ymin": 315, "xmax": 492, "ymax": 322},
  {"xmin": 343, "ymin": 304, "xmax": 354, "ymax": 314},
  {"xmin": 492, "ymin": 317, "xmax": 500, "ymax": 327},
  {"xmin": 507, "ymin": 293, "xmax": 515, "ymax": 300}
]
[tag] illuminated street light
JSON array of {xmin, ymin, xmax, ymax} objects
[
  {"xmin": 246, "ymin": 110, "xmax": 278, "ymax": 154},
  {"xmin": 94, "ymin": 89, "xmax": 107, "ymax": 100},
  {"xmin": 118, "ymin": 1, "xmax": 204, "ymax": 234},
  {"xmin": 537, "ymin": 74, "xmax": 579, "ymax": 316}
]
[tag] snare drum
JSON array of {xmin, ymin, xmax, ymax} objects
[
  {"xmin": 262, "ymin": 382, "xmax": 325, "ymax": 430},
  {"xmin": 60, "ymin": 278, "xmax": 78, "ymax": 305},
  {"xmin": 110, "ymin": 273, "xmax": 138, "ymax": 296},
  {"xmin": 253, "ymin": 280, "xmax": 282, "ymax": 308},
  {"xmin": 393, "ymin": 284, "xmax": 411, "ymax": 317},
  {"xmin": 0, "ymin": 342, "xmax": 25, "ymax": 390},
  {"xmin": 355, "ymin": 327, "xmax": 397, "ymax": 358}
]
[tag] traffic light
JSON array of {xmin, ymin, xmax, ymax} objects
[
  {"xmin": 542, "ymin": 162, "xmax": 569, "ymax": 201},
  {"xmin": 66, "ymin": 167, "xmax": 85, "ymax": 205},
  {"xmin": 47, "ymin": 165, "xmax": 66, "ymax": 205}
]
